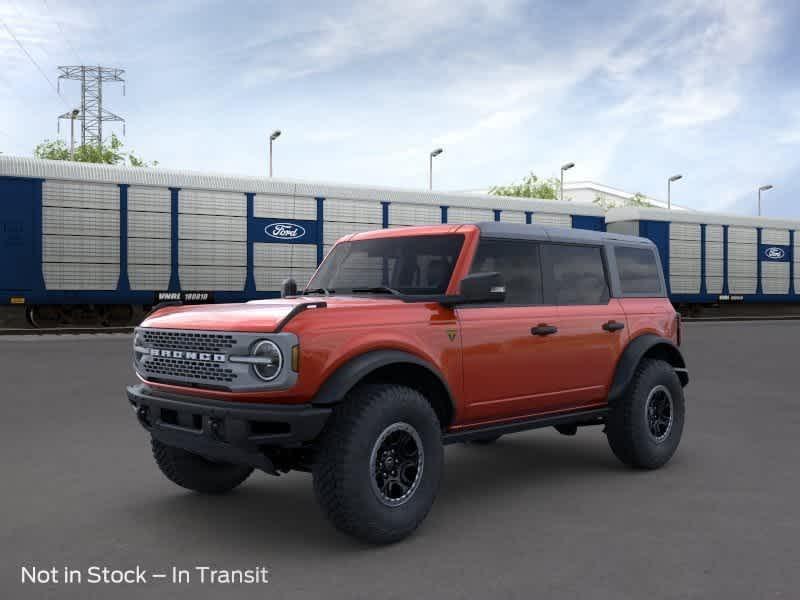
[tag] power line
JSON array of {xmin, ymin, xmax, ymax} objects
[
  {"xmin": 40, "ymin": 0, "xmax": 84, "ymax": 65},
  {"xmin": 0, "ymin": 17, "xmax": 68, "ymax": 108}
]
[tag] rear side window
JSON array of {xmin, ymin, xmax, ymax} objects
[
  {"xmin": 544, "ymin": 244, "xmax": 609, "ymax": 305},
  {"xmin": 615, "ymin": 246, "xmax": 663, "ymax": 296},
  {"xmin": 470, "ymin": 239, "xmax": 543, "ymax": 305}
]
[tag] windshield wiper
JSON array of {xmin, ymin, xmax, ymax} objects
[
  {"xmin": 350, "ymin": 286, "xmax": 402, "ymax": 296},
  {"xmin": 303, "ymin": 287, "xmax": 334, "ymax": 296}
]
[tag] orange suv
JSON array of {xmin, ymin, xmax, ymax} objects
[{"xmin": 127, "ymin": 222, "xmax": 688, "ymax": 544}]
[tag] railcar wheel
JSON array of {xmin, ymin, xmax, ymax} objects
[{"xmin": 26, "ymin": 305, "xmax": 64, "ymax": 328}]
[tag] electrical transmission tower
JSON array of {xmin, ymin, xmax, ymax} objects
[{"xmin": 57, "ymin": 66, "xmax": 126, "ymax": 148}]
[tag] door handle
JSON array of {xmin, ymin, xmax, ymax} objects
[
  {"xmin": 602, "ymin": 320, "xmax": 625, "ymax": 332},
  {"xmin": 531, "ymin": 324, "xmax": 558, "ymax": 336}
]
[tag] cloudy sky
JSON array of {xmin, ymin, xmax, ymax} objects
[{"xmin": 1, "ymin": 0, "xmax": 798, "ymax": 217}]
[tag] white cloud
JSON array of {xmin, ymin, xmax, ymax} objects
[
  {"xmin": 603, "ymin": 0, "xmax": 774, "ymax": 128},
  {"xmin": 237, "ymin": 0, "xmax": 522, "ymax": 86}
]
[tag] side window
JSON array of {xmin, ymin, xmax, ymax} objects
[
  {"xmin": 470, "ymin": 239, "xmax": 543, "ymax": 305},
  {"xmin": 615, "ymin": 246, "xmax": 664, "ymax": 296},
  {"xmin": 544, "ymin": 244, "xmax": 610, "ymax": 305}
]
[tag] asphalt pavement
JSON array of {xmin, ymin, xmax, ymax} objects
[{"xmin": 0, "ymin": 322, "xmax": 798, "ymax": 599}]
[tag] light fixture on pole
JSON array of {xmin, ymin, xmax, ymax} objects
[
  {"xmin": 269, "ymin": 130, "xmax": 281, "ymax": 177},
  {"xmin": 758, "ymin": 184, "xmax": 773, "ymax": 216},
  {"xmin": 69, "ymin": 109, "xmax": 80, "ymax": 159},
  {"xmin": 560, "ymin": 162, "xmax": 575, "ymax": 201},
  {"xmin": 667, "ymin": 174, "xmax": 683, "ymax": 210},
  {"xmin": 429, "ymin": 148, "xmax": 443, "ymax": 190}
]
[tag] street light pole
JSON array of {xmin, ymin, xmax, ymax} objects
[
  {"xmin": 667, "ymin": 174, "xmax": 683, "ymax": 210},
  {"xmin": 269, "ymin": 130, "xmax": 281, "ymax": 177},
  {"xmin": 69, "ymin": 109, "xmax": 80, "ymax": 159},
  {"xmin": 758, "ymin": 185, "xmax": 773, "ymax": 216},
  {"xmin": 560, "ymin": 162, "xmax": 575, "ymax": 201},
  {"xmin": 429, "ymin": 148, "xmax": 443, "ymax": 190}
]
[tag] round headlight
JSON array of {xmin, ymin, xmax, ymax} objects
[{"xmin": 252, "ymin": 340, "xmax": 283, "ymax": 382}]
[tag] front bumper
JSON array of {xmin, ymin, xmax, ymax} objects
[{"xmin": 127, "ymin": 384, "xmax": 331, "ymax": 473}]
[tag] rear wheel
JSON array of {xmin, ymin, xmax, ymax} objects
[
  {"xmin": 606, "ymin": 359, "xmax": 685, "ymax": 469},
  {"xmin": 151, "ymin": 438, "xmax": 253, "ymax": 493},
  {"xmin": 313, "ymin": 384, "xmax": 443, "ymax": 544}
]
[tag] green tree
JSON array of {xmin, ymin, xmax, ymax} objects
[
  {"xmin": 593, "ymin": 191, "xmax": 653, "ymax": 210},
  {"xmin": 34, "ymin": 133, "xmax": 158, "ymax": 167},
  {"xmin": 489, "ymin": 172, "xmax": 563, "ymax": 200},
  {"xmin": 629, "ymin": 192, "xmax": 652, "ymax": 207}
]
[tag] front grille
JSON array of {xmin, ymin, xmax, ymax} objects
[
  {"xmin": 147, "ymin": 356, "xmax": 237, "ymax": 384},
  {"xmin": 141, "ymin": 329, "xmax": 236, "ymax": 353},
  {"xmin": 135, "ymin": 327, "xmax": 296, "ymax": 392}
]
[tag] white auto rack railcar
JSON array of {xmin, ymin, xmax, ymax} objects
[{"xmin": 0, "ymin": 156, "xmax": 605, "ymax": 325}]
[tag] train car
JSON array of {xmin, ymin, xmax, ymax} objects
[
  {"xmin": 0, "ymin": 156, "xmax": 605, "ymax": 326},
  {"xmin": 606, "ymin": 207, "xmax": 800, "ymax": 315}
]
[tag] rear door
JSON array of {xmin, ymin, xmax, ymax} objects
[
  {"xmin": 541, "ymin": 243, "xmax": 628, "ymax": 405},
  {"xmin": 0, "ymin": 178, "xmax": 35, "ymax": 291}
]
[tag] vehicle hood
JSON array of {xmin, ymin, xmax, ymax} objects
[{"xmin": 140, "ymin": 296, "xmax": 405, "ymax": 333}]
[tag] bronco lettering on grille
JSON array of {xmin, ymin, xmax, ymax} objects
[{"xmin": 148, "ymin": 348, "xmax": 227, "ymax": 362}]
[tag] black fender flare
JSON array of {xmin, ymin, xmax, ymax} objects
[
  {"xmin": 311, "ymin": 349, "xmax": 457, "ymax": 421},
  {"xmin": 607, "ymin": 334, "xmax": 688, "ymax": 404}
]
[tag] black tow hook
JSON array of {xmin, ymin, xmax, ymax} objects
[
  {"xmin": 136, "ymin": 405, "xmax": 151, "ymax": 427},
  {"xmin": 208, "ymin": 417, "xmax": 224, "ymax": 441}
]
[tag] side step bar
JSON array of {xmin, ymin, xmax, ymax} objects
[{"xmin": 442, "ymin": 407, "xmax": 607, "ymax": 445}]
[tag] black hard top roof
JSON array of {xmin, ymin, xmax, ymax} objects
[{"xmin": 475, "ymin": 221, "xmax": 655, "ymax": 248}]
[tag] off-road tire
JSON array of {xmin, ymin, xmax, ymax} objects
[
  {"xmin": 606, "ymin": 359, "xmax": 685, "ymax": 469},
  {"xmin": 151, "ymin": 438, "xmax": 254, "ymax": 494},
  {"xmin": 313, "ymin": 384, "xmax": 443, "ymax": 544}
]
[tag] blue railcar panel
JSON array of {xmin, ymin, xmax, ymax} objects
[
  {"xmin": 756, "ymin": 228, "xmax": 763, "ymax": 295},
  {"xmin": 700, "ymin": 224, "xmax": 706, "ymax": 295},
  {"xmin": 638, "ymin": 220, "xmax": 670, "ymax": 295},
  {"xmin": 245, "ymin": 192, "xmax": 256, "ymax": 295},
  {"xmin": 722, "ymin": 225, "xmax": 729, "ymax": 295},
  {"xmin": 118, "ymin": 184, "xmax": 130, "ymax": 293},
  {"xmin": 790, "ymin": 231, "xmax": 796, "ymax": 295},
  {"xmin": 381, "ymin": 201, "xmax": 390, "ymax": 229},
  {"xmin": 571, "ymin": 215, "xmax": 605, "ymax": 231},
  {"xmin": 0, "ymin": 178, "xmax": 38, "ymax": 292},
  {"xmin": 316, "ymin": 197, "xmax": 324, "ymax": 265},
  {"xmin": 169, "ymin": 188, "xmax": 180, "ymax": 292},
  {"xmin": 759, "ymin": 243, "xmax": 792, "ymax": 262},
  {"xmin": 249, "ymin": 217, "xmax": 319, "ymax": 245}
]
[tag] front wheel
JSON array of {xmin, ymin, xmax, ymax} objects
[
  {"xmin": 313, "ymin": 384, "xmax": 443, "ymax": 544},
  {"xmin": 606, "ymin": 359, "xmax": 685, "ymax": 469}
]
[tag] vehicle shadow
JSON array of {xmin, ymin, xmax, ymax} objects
[{"xmin": 126, "ymin": 429, "xmax": 637, "ymax": 553}]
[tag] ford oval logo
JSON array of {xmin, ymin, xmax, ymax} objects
[
  {"xmin": 265, "ymin": 222, "xmax": 306, "ymax": 240},
  {"xmin": 765, "ymin": 246, "xmax": 786, "ymax": 260}
]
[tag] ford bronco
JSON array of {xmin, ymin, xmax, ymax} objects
[{"xmin": 127, "ymin": 222, "xmax": 688, "ymax": 544}]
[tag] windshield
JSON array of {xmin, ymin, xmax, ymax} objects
[{"xmin": 306, "ymin": 234, "xmax": 464, "ymax": 296}]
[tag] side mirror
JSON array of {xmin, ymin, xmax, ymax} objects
[
  {"xmin": 281, "ymin": 278, "xmax": 298, "ymax": 298},
  {"xmin": 458, "ymin": 272, "xmax": 506, "ymax": 304}
]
